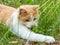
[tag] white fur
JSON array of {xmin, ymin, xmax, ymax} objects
[{"xmin": 6, "ymin": 11, "xmax": 55, "ymax": 43}]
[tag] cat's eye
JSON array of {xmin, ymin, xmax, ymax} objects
[
  {"xmin": 34, "ymin": 18, "xmax": 36, "ymax": 20},
  {"xmin": 25, "ymin": 19, "xmax": 30, "ymax": 22}
]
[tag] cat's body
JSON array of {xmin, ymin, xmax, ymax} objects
[
  {"xmin": 0, "ymin": 4, "xmax": 55, "ymax": 43},
  {"xmin": 0, "ymin": 4, "xmax": 16, "ymax": 23}
]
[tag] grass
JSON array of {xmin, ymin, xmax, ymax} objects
[{"xmin": 0, "ymin": 0, "xmax": 60, "ymax": 45}]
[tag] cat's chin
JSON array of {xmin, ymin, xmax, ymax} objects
[
  {"xmin": 24, "ymin": 25, "xmax": 32, "ymax": 29},
  {"xmin": 27, "ymin": 27, "xmax": 33, "ymax": 30}
]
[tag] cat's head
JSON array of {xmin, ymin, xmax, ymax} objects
[{"xmin": 18, "ymin": 5, "xmax": 39, "ymax": 28}]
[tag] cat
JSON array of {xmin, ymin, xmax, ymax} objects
[{"xmin": 0, "ymin": 4, "xmax": 55, "ymax": 43}]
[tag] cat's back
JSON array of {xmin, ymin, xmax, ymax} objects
[{"xmin": 0, "ymin": 4, "xmax": 16, "ymax": 22}]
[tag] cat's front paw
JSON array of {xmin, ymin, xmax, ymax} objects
[{"xmin": 45, "ymin": 36, "xmax": 55, "ymax": 43}]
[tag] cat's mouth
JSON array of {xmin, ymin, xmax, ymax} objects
[
  {"xmin": 26, "ymin": 25, "xmax": 34, "ymax": 30},
  {"xmin": 21, "ymin": 23, "xmax": 33, "ymax": 29}
]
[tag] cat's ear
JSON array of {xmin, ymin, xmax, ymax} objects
[
  {"xmin": 33, "ymin": 5, "xmax": 39, "ymax": 19},
  {"xmin": 18, "ymin": 8, "xmax": 27, "ymax": 15},
  {"xmin": 33, "ymin": 5, "xmax": 39, "ymax": 10}
]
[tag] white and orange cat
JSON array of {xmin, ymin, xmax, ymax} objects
[{"xmin": 0, "ymin": 4, "xmax": 55, "ymax": 43}]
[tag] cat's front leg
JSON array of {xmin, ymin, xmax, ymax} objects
[
  {"xmin": 18, "ymin": 25, "xmax": 55, "ymax": 43},
  {"xmin": 28, "ymin": 32, "xmax": 55, "ymax": 43}
]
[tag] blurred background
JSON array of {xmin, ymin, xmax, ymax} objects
[{"xmin": 0, "ymin": 0, "xmax": 60, "ymax": 45}]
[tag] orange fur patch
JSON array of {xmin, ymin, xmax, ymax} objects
[{"xmin": 0, "ymin": 4, "xmax": 16, "ymax": 23}]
